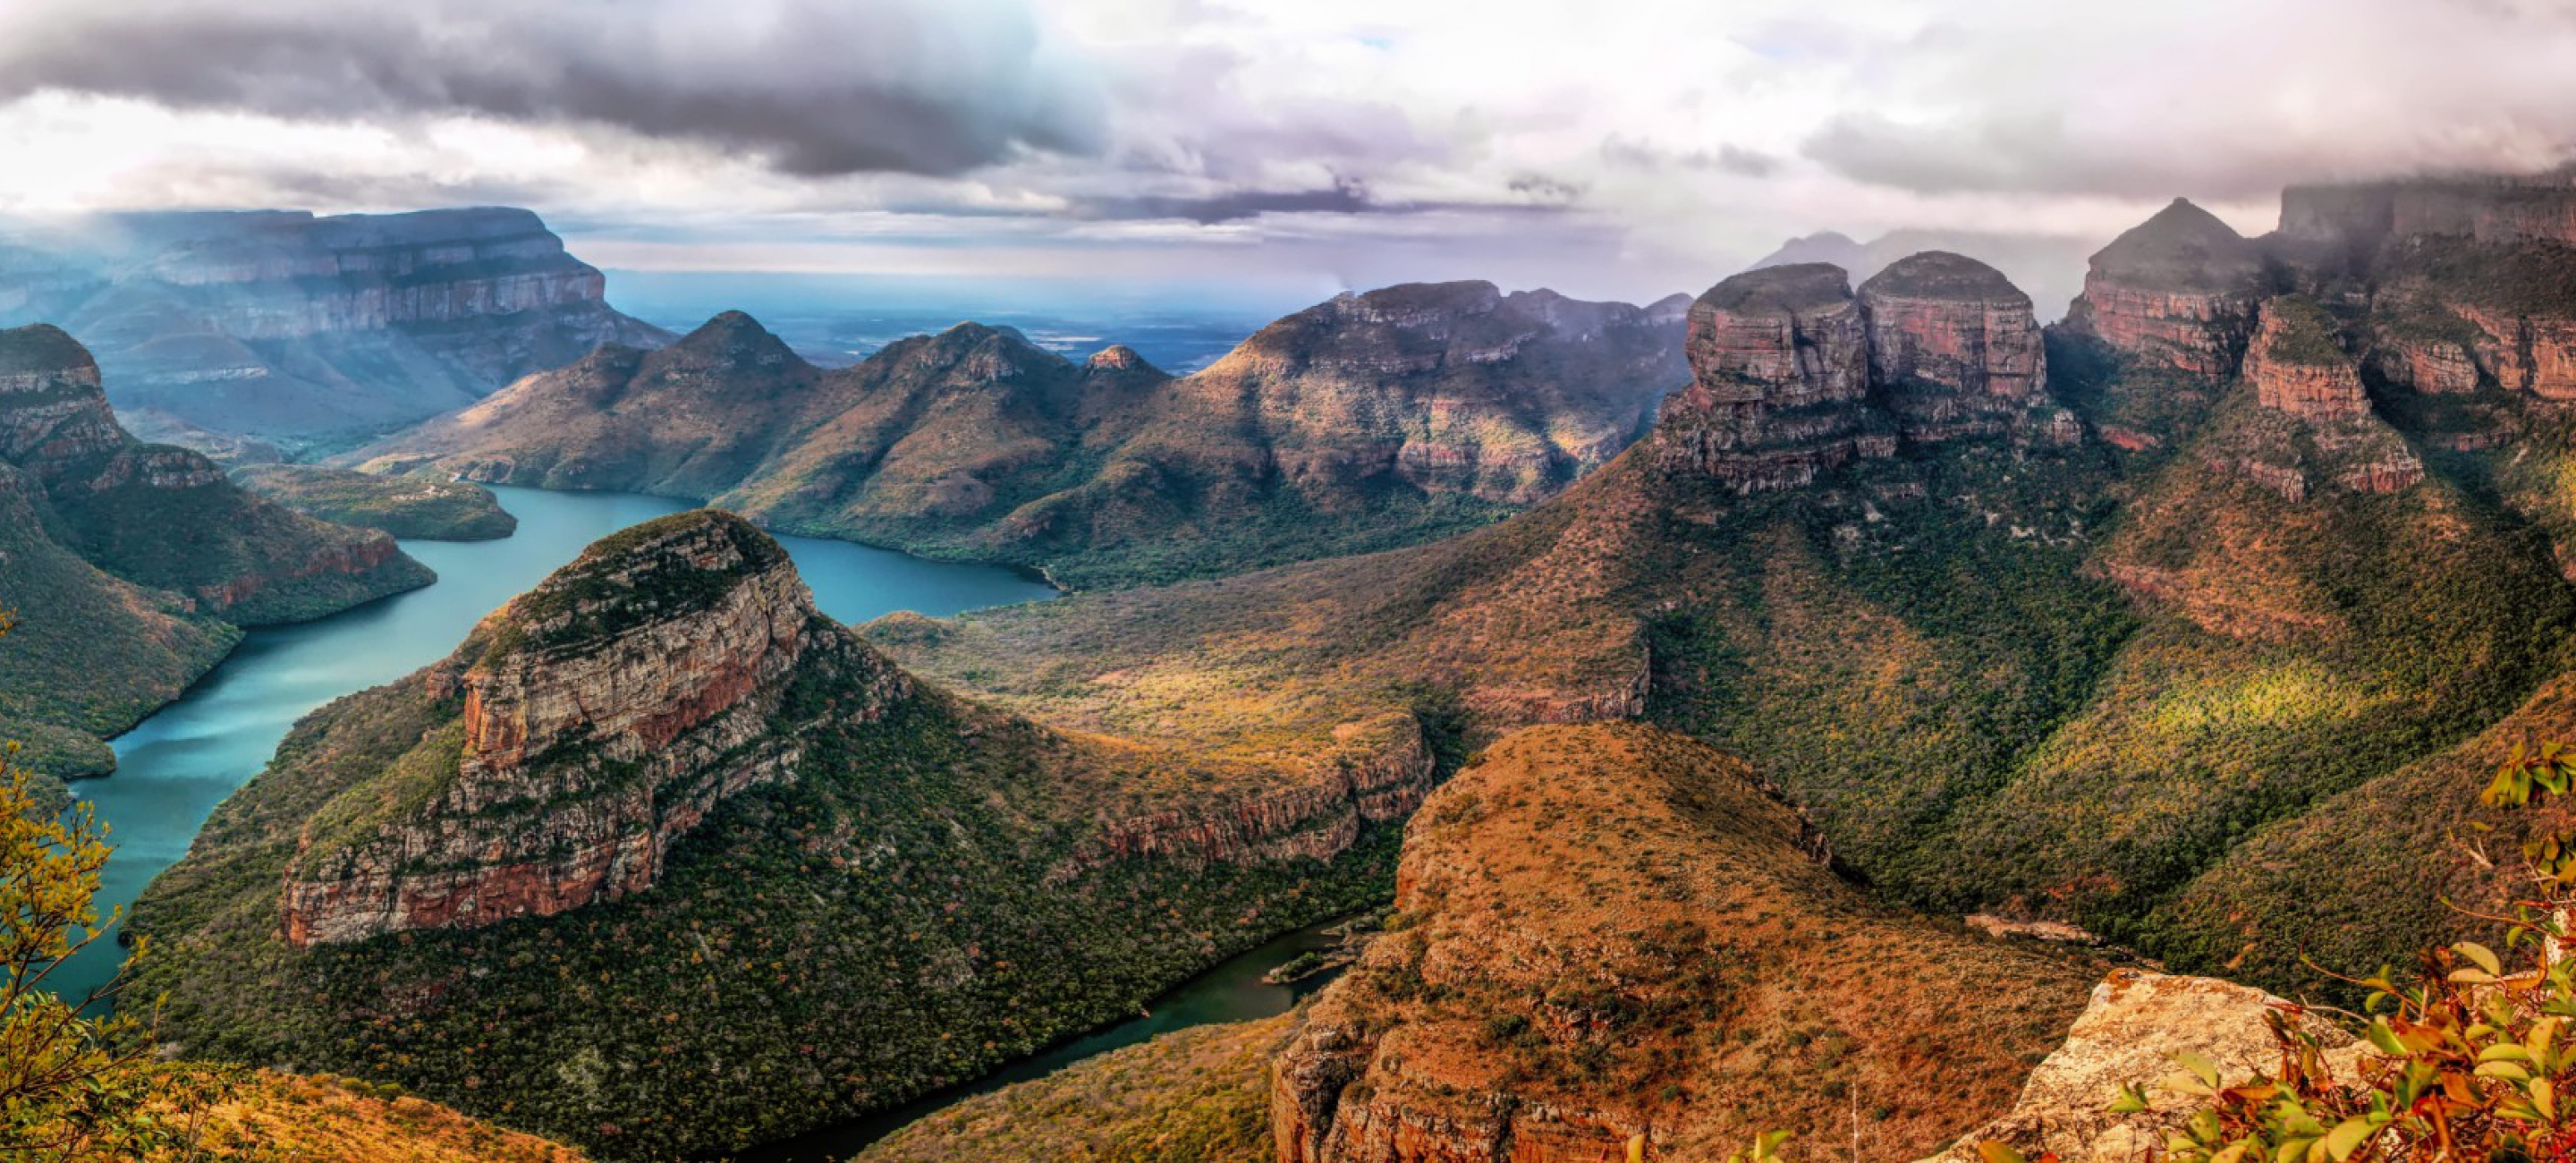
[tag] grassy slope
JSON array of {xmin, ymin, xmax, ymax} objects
[
  {"xmin": 160, "ymin": 1070, "xmax": 588, "ymax": 1162},
  {"xmin": 855, "ymin": 1015, "xmax": 1287, "ymax": 1163},
  {"xmin": 0, "ymin": 463, "xmax": 238, "ymax": 777}
]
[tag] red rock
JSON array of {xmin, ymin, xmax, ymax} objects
[
  {"xmin": 2244, "ymin": 297, "xmax": 2369, "ymax": 421},
  {"xmin": 1860, "ymin": 251, "xmax": 2049, "ymax": 440},
  {"xmin": 280, "ymin": 512, "xmax": 905, "ymax": 947},
  {"xmin": 1656, "ymin": 264, "xmax": 1893, "ymax": 491},
  {"xmin": 2063, "ymin": 199, "xmax": 2265, "ymax": 380}
]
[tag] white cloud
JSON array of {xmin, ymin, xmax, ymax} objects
[{"xmin": 0, "ymin": 0, "xmax": 2572, "ymax": 302}]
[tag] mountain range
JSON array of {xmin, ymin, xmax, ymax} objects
[{"xmin": 343, "ymin": 281, "xmax": 1692, "ymax": 588}]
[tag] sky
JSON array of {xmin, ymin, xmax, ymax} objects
[{"xmin": 3, "ymin": 0, "xmax": 2576, "ymax": 305}]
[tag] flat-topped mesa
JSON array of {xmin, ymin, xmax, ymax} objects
[
  {"xmin": 2246, "ymin": 296, "xmax": 2370, "ymax": 421},
  {"xmin": 2064, "ymin": 198, "xmax": 2266, "ymax": 380},
  {"xmin": 1860, "ymin": 251, "xmax": 2052, "ymax": 440},
  {"xmin": 1656, "ymin": 263, "xmax": 1893, "ymax": 491},
  {"xmin": 279, "ymin": 511, "xmax": 907, "ymax": 947}
]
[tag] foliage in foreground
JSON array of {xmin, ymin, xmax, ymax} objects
[{"xmin": 2122, "ymin": 743, "xmax": 2576, "ymax": 1163}]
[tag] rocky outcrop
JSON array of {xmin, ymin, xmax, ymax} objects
[
  {"xmin": 1063, "ymin": 717, "xmax": 1433, "ymax": 880},
  {"xmin": 1273, "ymin": 724, "xmax": 2098, "ymax": 1163},
  {"xmin": 2245, "ymin": 297, "xmax": 2368, "ymax": 420},
  {"xmin": 1657, "ymin": 257, "xmax": 2065, "ymax": 491},
  {"xmin": 1655, "ymin": 264, "xmax": 1894, "ymax": 491},
  {"xmin": 4, "ymin": 208, "xmax": 668, "ymax": 445},
  {"xmin": 1919, "ymin": 971, "xmax": 2359, "ymax": 1163},
  {"xmin": 280, "ymin": 512, "xmax": 906, "ymax": 946},
  {"xmin": 1860, "ymin": 251, "xmax": 2049, "ymax": 440},
  {"xmin": 2063, "ymin": 199, "xmax": 2266, "ymax": 380}
]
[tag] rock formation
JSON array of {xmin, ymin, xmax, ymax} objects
[
  {"xmin": 2063, "ymin": 199, "xmax": 2266, "ymax": 380},
  {"xmin": 280, "ymin": 511, "xmax": 901, "ymax": 945},
  {"xmin": 0, "ymin": 208, "xmax": 668, "ymax": 446},
  {"xmin": 1271, "ymin": 724, "xmax": 2097, "ymax": 1163},
  {"xmin": 1919, "ymin": 971, "xmax": 2360, "ymax": 1163},
  {"xmin": 0, "ymin": 324, "xmax": 430, "ymax": 624},
  {"xmin": 1860, "ymin": 251, "xmax": 2050, "ymax": 440},
  {"xmin": 1654, "ymin": 263, "xmax": 1894, "ymax": 491},
  {"xmin": 1657, "ymin": 257, "xmax": 2067, "ymax": 490},
  {"xmin": 2245, "ymin": 296, "xmax": 2369, "ymax": 421}
]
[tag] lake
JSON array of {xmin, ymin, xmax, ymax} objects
[{"xmin": 55, "ymin": 484, "xmax": 1060, "ymax": 1004}]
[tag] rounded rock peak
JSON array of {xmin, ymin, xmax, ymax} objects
[
  {"xmin": 547, "ymin": 509, "xmax": 792, "ymax": 593},
  {"xmin": 0, "ymin": 323, "xmax": 99, "ymax": 375},
  {"xmin": 1860, "ymin": 250, "xmax": 2029, "ymax": 305},
  {"xmin": 1695, "ymin": 263, "xmax": 1854, "ymax": 316},
  {"xmin": 2089, "ymin": 198, "xmax": 2260, "ymax": 291},
  {"xmin": 1086, "ymin": 344, "xmax": 1151, "ymax": 372}
]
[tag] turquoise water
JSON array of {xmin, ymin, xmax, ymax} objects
[{"xmin": 57, "ymin": 485, "xmax": 1057, "ymax": 1004}]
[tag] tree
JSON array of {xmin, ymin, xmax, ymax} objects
[{"xmin": 0, "ymin": 611, "xmax": 238, "ymax": 1159}]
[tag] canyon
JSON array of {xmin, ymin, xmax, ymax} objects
[
  {"xmin": 0, "ymin": 208, "xmax": 668, "ymax": 448},
  {"xmin": 0, "ymin": 323, "xmax": 430, "ymax": 778}
]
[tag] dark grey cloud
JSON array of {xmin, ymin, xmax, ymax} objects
[{"xmin": 0, "ymin": 0, "xmax": 1106, "ymax": 177}]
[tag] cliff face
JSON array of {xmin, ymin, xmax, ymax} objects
[
  {"xmin": 2245, "ymin": 296, "xmax": 2370, "ymax": 421},
  {"xmin": 2063, "ymin": 199, "xmax": 2265, "ymax": 381},
  {"xmin": 0, "ymin": 323, "xmax": 429, "ymax": 625},
  {"xmin": 280, "ymin": 512, "xmax": 899, "ymax": 946},
  {"xmin": 1860, "ymin": 251, "xmax": 2050, "ymax": 440},
  {"xmin": 1271, "ymin": 725, "xmax": 2098, "ymax": 1163},
  {"xmin": 1656, "ymin": 256, "xmax": 2065, "ymax": 491},
  {"xmin": 3, "ymin": 208, "xmax": 668, "ymax": 447},
  {"xmin": 353, "ymin": 281, "xmax": 1688, "ymax": 589},
  {"xmin": 1654, "ymin": 263, "xmax": 1893, "ymax": 491}
]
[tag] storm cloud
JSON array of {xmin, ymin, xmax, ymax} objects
[{"xmin": 0, "ymin": 0, "xmax": 1106, "ymax": 176}]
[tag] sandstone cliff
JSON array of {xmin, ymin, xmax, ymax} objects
[
  {"xmin": 2063, "ymin": 199, "xmax": 2266, "ymax": 382},
  {"xmin": 1860, "ymin": 251, "xmax": 2052, "ymax": 441},
  {"xmin": 2, "ymin": 208, "xmax": 668, "ymax": 447},
  {"xmin": 1653, "ymin": 264, "xmax": 1894, "ymax": 491},
  {"xmin": 280, "ymin": 511, "xmax": 902, "ymax": 945},
  {"xmin": 1270, "ymin": 724, "xmax": 2097, "ymax": 1163},
  {"xmin": 1656, "ymin": 257, "xmax": 2066, "ymax": 492}
]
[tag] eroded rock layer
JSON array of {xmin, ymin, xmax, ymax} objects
[
  {"xmin": 1860, "ymin": 251, "xmax": 2049, "ymax": 440},
  {"xmin": 2063, "ymin": 199, "xmax": 2265, "ymax": 380},
  {"xmin": 280, "ymin": 512, "xmax": 900, "ymax": 945}
]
